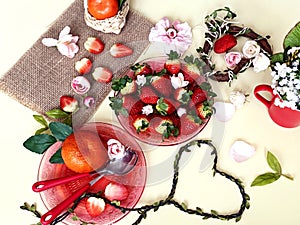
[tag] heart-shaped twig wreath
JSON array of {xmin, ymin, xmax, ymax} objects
[
  {"xmin": 51, "ymin": 140, "xmax": 250, "ymax": 225},
  {"xmin": 197, "ymin": 7, "xmax": 273, "ymax": 82}
]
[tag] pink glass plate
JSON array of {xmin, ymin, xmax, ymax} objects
[
  {"xmin": 38, "ymin": 122, "xmax": 147, "ymax": 225},
  {"xmin": 115, "ymin": 56, "xmax": 211, "ymax": 146}
]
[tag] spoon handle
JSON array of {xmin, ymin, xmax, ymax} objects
[
  {"xmin": 32, "ymin": 172, "xmax": 90, "ymax": 192},
  {"xmin": 40, "ymin": 183, "xmax": 90, "ymax": 225}
]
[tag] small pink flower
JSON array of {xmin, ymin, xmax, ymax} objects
[
  {"xmin": 224, "ymin": 52, "xmax": 243, "ymax": 69},
  {"xmin": 42, "ymin": 26, "xmax": 79, "ymax": 58},
  {"xmin": 83, "ymin": 96, "xmax": 95, "ymax": 108},
  {"xmin": 149, "ymin": 17, "xmax": 192, "ymax": 53},
  {"xmin": 71, "ymin": 76, "xmax": 90, "ymax": 95},
  {"xmin": 107, "ymin": 139, "xmax": 125, "ymax": 160}
]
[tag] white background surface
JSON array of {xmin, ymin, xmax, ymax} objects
[{"xmin": 0, "ymin": 0, "xmax": 300, "ymax": 224}]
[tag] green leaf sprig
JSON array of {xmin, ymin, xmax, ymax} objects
[{"xmin": 251, "ymin": 151, "xmax": 293, "ymax": 187}]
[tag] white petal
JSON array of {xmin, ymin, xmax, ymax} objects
[
  {"xmin": 42, "ymin": 38, "xmax": 58, "ymax": 47},
  {"xmin": 59, "ymin": 26, "xmax": 71, "ymax": 39},
  {"xmin": 229, "ymin": 140, "xmax": 256, "ymax": 162},
  {"xmin": 213, "ymin": 102, "xmax": 235, "ymax": 122}
]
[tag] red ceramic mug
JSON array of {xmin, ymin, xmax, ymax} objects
[{"xmin": 254, "ymin": 84, "xmax": 300, "ymax": 128}]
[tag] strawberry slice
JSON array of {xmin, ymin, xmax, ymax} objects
[
  {"xmin": 151, "ymin": 75, "xmax": 172, "ymax": 97},
  {"xmin": 139, "ymin": 86, "xmax": 159, "ymax": 104},
  {"xmin": 85, "ymin": 197, "xmax": 105, "ymax": 217},
  {"xmin": 180, "ymin": 113, "xmax": 201, "ymax": 135},
  {"xmin": 110, "ymin": 43, "xmax": 133, "ymax": 58},
  {"xmin": 92, "ymin": 66, "xmax": 113, "ymax": 83},
  {"xmin": 60, "ymin": 95, "xmax": 78, "ymax": 112},
  {"xmin": 104, "ymin": 182, "xmax": 129, "ymax": 201},
  {"xmin": 213, "ymin": 34, "xmax": 237, "ymax": 54},
  {"xmin": 84, "ymin": 37, "xmax": 105, "ymax": 54},
  {"xmin": 75, "ymin": 58, "xmax": 92, "ymax": 75},
  {"xmin": 130, "ymin": 62, "xmax": 153, "ymax": 76},
  {"xmin": 164, "ymin": 50, "xmax": 181, "ymax": 74}
]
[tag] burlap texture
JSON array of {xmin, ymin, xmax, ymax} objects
[{"xmin": 0, "ymin": 0, "xmax": 153, "ymax": 123}]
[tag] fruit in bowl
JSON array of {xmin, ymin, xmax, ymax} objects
[{"xmin": 109, "ymin": 51, "xmax": 216, "ymax": 146}]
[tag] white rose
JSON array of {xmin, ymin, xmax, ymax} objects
[
  {"xmin": 107, "ymin": 139, "xmax": 125, "ymax": 160},
  {"xmin": 242, "ymin": 40, "xmax": 260, "ymax": 58},
  {"xmin": 229, "ymin": 91, "xmax": 246, "ymax": 109},
  {"xmin": 253, "ymin": 53, "xmax": 270, "ymax": 73}
]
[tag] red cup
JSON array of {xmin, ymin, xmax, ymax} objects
[{"xmin": 254, "ymin": 84, "xmax": 300, "ymax": 128}]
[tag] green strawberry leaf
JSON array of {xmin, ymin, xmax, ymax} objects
[
  {"xmin": 35, "ymin": 127, "xmax": 49, "ymax": 135},
  {"xmin": 46, "ymin": 109, "xmax": 69, "ymax": 119},
  {"xmin": 270, "ymin": 52, "xmax": 284, "ymax": 65},
  {"xmin": 23, "ymin": 134, "xmax": 57, "ymax": 154},
  {"xmin": 267, "ymin": 151, "xmax": 282, "ymax": 174},
  {"xmin": 49, "ymin": 148, "xmax": 64, "ymax": 164},
  {"xmin": 33, "ymin": 115, "xmax": 48, "ymax": 128},
  {"xmin": 49, "ymin": 122, "xmax": 73, "ymax": 141},
  {"xmin": 284, "ymin": 22, "xmax": 300, "ymax": 48},
  {"xmin": 251, "ymin": 172, "xmax": 280, "ymax": 187}
]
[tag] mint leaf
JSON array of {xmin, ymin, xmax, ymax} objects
[
  {"xmin": 23, "ymin": 134, "xmax": 57, "ymax": 154},
  {"xmin": 49, "ymin": 122, "xmax": 73, "ymax": 141},
  {"xmin": 251, "ymin": 172, "xmax": 280, "ymax": 187},
  {"xmin": 284, "ymin": 22, "xmax": 300, "ymax": 48},
  {"xmin": 267, "ymin": 151, "xmax": 282, "ymax": 173},
  {"xmin": 35, "ymin": 127, "xmax": 49, "ymax": 135},
  {"xmin": 46, "ymin": 109, "xmax": 69, "ymax": 119},
  {"xmin": 33, "ymin": 115, "xmax": 48, "ymax": 128},
  {"xmin": 49, "ymin": 148, "xmax": 64, "ymax": 164}
]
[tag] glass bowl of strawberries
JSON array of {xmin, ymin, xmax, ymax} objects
[{"xmin": 109, "ymin": 50, "xmax": 216, "ymax": 146}]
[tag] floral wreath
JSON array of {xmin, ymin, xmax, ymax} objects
[{"xmin": 197, "ymin": 7, "xmax": 273, "ymax": 82}]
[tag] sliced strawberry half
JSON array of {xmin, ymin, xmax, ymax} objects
[
  {"xmin": 189, "ymin": 86, "xmax": 207, "ymax": 107},
  {"xmin": 84, "ymin": 37, "xmax": 105, "ymax": 54},
  {"xmin": 151, "ymin": 75, "xmax": 172, "ymax": 97},
  {"xmin": 130, "ymin": 62, "xmax": 153, "ymax": 76},
  {"xmin": 92, "ymin": 66, "xmax": 113, "ymax": 83},
  {"xmin": 110, "ymin": 43, "xmax": 133, "ymax": 58},
  {"xmin": 60, "ymin": 95, "xmax": 78, "ymax": 112},
  {"xmin": 181, "ymin": 55, "xmax": 202, "ymax": 83},
  {"xmin": 213, "ymin": 34, "xmax": 237, "ymax": 54},
  {"xmin": 164, "ymin": 50, "xmax": 181, "ymax": 74},
  {"xmin": 75, "ymin": 58, "xmax": 92, "ymax": 75},
  {"xmin": 85, "ymin": 197, "xmax": 105, "ymax": 217},
  {"xmin": 139, "ymin": 86, "xmax": 159, "ymax": 104},
  {"xmin": 180, "ymin": 113, "xmax": 201, "ymax": 136},
  {"xmin": 130, "ymin": 114, "xmax": 150, "ymax": 133},
  {"xmin": 104, "ymin": 182, "xmax": 129, "ymax": 201}
]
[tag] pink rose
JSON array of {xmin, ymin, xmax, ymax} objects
[
  {"xmin": 107, "ymin": 139, "xmax": 125, "ymax": 160},
  {"xmin": 224, "ymin": 52, "xmax": 243, "ymax": 69}
]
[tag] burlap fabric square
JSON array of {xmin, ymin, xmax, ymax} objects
[{"xmin": 0, "ymin": 0, "xmax": 154, "ymax": 124}]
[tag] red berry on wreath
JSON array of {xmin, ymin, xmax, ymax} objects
[{"xmin": 213, "ymin": 34, "xmax": 237, "ymax": 54}]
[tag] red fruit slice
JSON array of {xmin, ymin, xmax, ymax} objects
[
  {"xmin": 92, "ymin": 66, "xmax": 113, "ymax": 83},
  {"xmin": 180, "ymin": 114, "xmax": 201, "ymax": 135},
  {"xmin": 131, "ymin": 62, "xmax": 153, "ymax": 76},
  {"xmin": 213, "ymin": 34, "xmax": 237, "ymax": 54},
  {"xmin": 84, "ymin": 37, "xmax": 105, "ymax": 54},
  {"xmin": 110, "ymin": 43, "xmax": 133, "ymax": 58},
  {"xmin": 60, "ymin": 95, "xmax": 78, "ymax": 112},
  {"xmin": 75, "ymin": 58, "xmax": 93, "ymax": 75},
  {"xmin": 190, "ymin": 86, "xmax": 207, "ymax": 106},
  {"xmin": 85, "ymin": 197, "xmax": 105, "ymax": 217},
  {"xmin": 139, "ymin": 86, "xmax": 159, "ymax": 104},
  {"xmin": 151, "ymin": 76, "xmax": 172, "ymax": 97},
  {"xmin": 104, "ymin": 182, "xmax": 129, "ymax": 201}
]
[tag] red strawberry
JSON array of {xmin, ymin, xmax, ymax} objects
[
  {"xmin": 130, "ymin": 100, "xmax": 145, "ymax": 115},
  {"xmin": 120, "ymin": 80, "xmax": 137, "ymax": 95},
  {"xmin": 164, "ymin": 50, "xmax": 181, "ymax": 74},
  {"xmin": 195, "ymin": 102, "xmax": 213, "ymax": 119},
  {"xmin": 174, "ymin": 88, "xmax": 192, "ymax": 104},
  {"xmin": 75, "ymin": 58, "xmax": 92, "ymax": 75},
  {"xmin": 104, "ymin": 182, "xmax": 129, "ymax": 201},
  {"xmin": 130, "ymin": 114, "xmax": 150, "ymax": 133},
  {"xmin": 110, "ymin": 43, "xmax": 133, "ymax": 58},
  {"xmin": 150, "ymin": 114, "xmax": 179, "ymax": 139},
  {"xmin": 181, "ymin": 55, "xmax": 202, "ymax": 83},
  {"xmin": 139, "ymin": 86, "xmax": 159, "ymax": 104},
  {"xmin": 190, "ymin": 86, "xmax": 207, "ymax": 106},
  {"xmin": 155, "ymin": 97, "xmax": 176, "ymax": 115},
  {"xmin": 60, "ymin": 95, "xmax": 78, "ymax": 112},
  {"xmin": 92, "ymin": 66, "xmax": 113, "ymax": 83},
  {"xmin": 85, "ymin": 197, "xmax": 105, "ymax": 217},
  {"xmin": 130, "ymin": 62, "xmax": 153, "ymax": 76},
  {"xmin": 180, "ymin": 114, "xmax": 201, "ymax": 135},
  {"xmin": 213, "ymin": 34, "xmax": 237, "ymax": 54},
  {"xmin": 84, "ymin": 37, "xmax": 105, "ymax": 54},
  {"xmin": 151, "ymin": 75, "xmax": 172, "ymax": 97}
]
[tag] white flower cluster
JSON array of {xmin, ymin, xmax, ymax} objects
[{"xmin": 271, "ymin": 47, "xmax": 300, "ymax": 110}]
